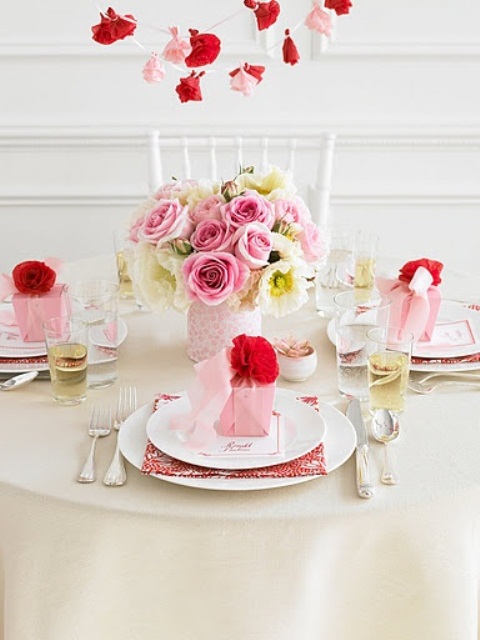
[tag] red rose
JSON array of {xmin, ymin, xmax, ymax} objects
[
  {"xmin": 184, "ymin": 30, "xmax": 221, "ymax": 68},
  {"xmin": 398, "ymin": 258, "xmax": 444, "ymax": 286},
  {"xmin": 325, "ymin": 0, "xmax": 352, "ymax": 16},
  {"xmin": 91, "ymin": 7, "xmax": 137, "ymax": 46},
  {"xmin": 230, "ymin": 334, "xmax": 279, "ymax": 384},
  {"xmin": 12, "ymin": 260, "xmax": 57, "ymax": 295},
  {"xmin": 175, "ymin": 71, "xmax": 205, "ymax": 103},
  {"xmin": 244, "ymin": 0, "xmax": 281, "ymax": 31}
]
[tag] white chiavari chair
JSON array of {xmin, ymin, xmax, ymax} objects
[{"xmin": 147, "ymin": 132, "xmax": 336, "ymax": 225}]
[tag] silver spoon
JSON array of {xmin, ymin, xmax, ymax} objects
[
  {"xmin": 371, "ymin": 409, "xmax": 400, "ymax": 485},
  {"xmin": 0, "ymin": 370, "xmax": 39, "ymax": 391}
]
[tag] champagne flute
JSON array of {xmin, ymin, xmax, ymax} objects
[{"xmin": 367, "ymin": 326, "xmax": 414, "ymax": 484}]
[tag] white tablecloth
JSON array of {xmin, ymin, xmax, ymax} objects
[{"xmin": 1, "ymin": 261, "xmax": 480, "ymax": 640}]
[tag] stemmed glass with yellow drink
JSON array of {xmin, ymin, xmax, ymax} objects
[{"xmin": 367, "ymin": 326, "xmax": 414, "ymax": 484}]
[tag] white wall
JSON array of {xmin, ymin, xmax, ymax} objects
[{"xmin": 1, "ymin": 0, "xmax": 479, "ymax": 273}]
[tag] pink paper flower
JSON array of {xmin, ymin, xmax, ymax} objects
[
  {"xmin": 162, "ymin": 26, "xmax": 191, "ymax": 64},
  {"xmin": 229, "ymin": 63, "xmax": 265, "ymax": 97},
  {"xmin": 182, "ymin": 252, "xmax": 249, "ymax": 306},
  {"xmin": 142, "ymin": 52, "xmax": 166, "ymax": 84},
  {"xmin": 190, "ymin": 195, "xmax": 224, "ymax": 224},
  {"xmin": 304, "ymin": 2, "xmax": 332, "ymax": 36},
  {"xmin": 233, "ymin": 222, "xmax": 272, "ymax": 270},
  {"xmin": 138, "ymin": 199, "xmax": 190, "ymax": 245},
  {"xmin": 221, "ymin": 190, "xmax": 275, "ymax": 230},
  {"xmin": 297, "ymin": 222, "xmax": 327, "ymax": 263},
  {"xmin": 190, "ymin": 220, "xmax": 233, "ymax": 252}
]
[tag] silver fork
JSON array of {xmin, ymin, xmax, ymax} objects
[
  {"xmin": 409, "ymin": 379, "xmax": 480, "ymax": 395},
  {"xmin": 77, "ymin": 405, "xmax": 112, "ymax": 483},
  {"xmin": 103, "ymin": 385, "xmax": 137, "ymax": 486},
  {"xmin": 414, "ymin": 371, "xmax": 480, "ymax": 385}
]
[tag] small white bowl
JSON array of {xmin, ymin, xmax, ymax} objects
[{"xmin": 276, "ymin": 348, "xmax": 317, "ymax": 382}]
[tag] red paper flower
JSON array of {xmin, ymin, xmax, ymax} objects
[
  {"xmin": 230, "ymin": 334, "xmax": 279, "ymax": 384},
  {"xmin": 325, "ymin": 0, "xmax": 353, "ymax": 16},
  {"xmin": 175, "ymin": 71, "xmax": 205, "ymax": 103},
  {"xmin": 91, "ymin": 7, "xmax": 137, "ymax": 45},
  {"xmin": 244, "ymin": 0, "xmax": 281, "ymax": 31},
  {"xmin": 184, "ymin": 29, "xmax": 221, "ymax": 68},
  {"xmin": 12, "ymin": 261, "xmax": 57, "ymax": 295},
  {"xmin": 398, "ymin": 258, "xmax": 444, "ymax": 286},
  {"xmin": 282, "ymin": 29, "xmax": 300, "ymax": 66}
]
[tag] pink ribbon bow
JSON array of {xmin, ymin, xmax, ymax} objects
[{"xmin": 169, "ymin": 348, "xmax": 236, "ymax": 449}]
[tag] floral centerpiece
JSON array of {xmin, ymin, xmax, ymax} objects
[{"xmin": 126, "ymin": 165, "xmax": 327, "ymax": 360}]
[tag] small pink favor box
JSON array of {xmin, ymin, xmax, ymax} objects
[
  {"xmin": 219, "ymin": 382, "xmax": 276, "ymax": 437},
  {"xmin": 12, "ymin": 284, "xmax": 68, "ymax": 342},
  {"xmin": 376, "ymin": 277, "xmax": 441, "ymax": 342}
]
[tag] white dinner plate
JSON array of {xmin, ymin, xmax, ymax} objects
[
  {"xmin": 146, "ymin": 389, "xmax": 326, "ymax": 470},
  {"xmin": 118, "ymin": 391, "xmax": 357, "ymax": 491},
  {"xmin": 0, "ymin": 317, "xmax": 129, "ymax": 374}
]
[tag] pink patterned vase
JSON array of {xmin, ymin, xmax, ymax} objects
[{"xmin": 187, "ymin": 301, "xmax": 262, "ymax": 362}]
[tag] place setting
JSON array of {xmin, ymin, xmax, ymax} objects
[
  {"xmin": 0, "ymin": 259, "xmax": 128, "ymax": 396},
  {"xmin": 118, "ymin": 336, "xmax": 357, "ymax": 492}
]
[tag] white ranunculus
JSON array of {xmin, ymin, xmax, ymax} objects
[
  {"xmin": 236, "ymin": 166, "xmax": 297, "ymax": 202},
  {"xmin": 258, "ymin": 258, "xmax": 311, "ymax": 318},
  {"xmin": 155, "ymin": 246, "xmax": 191, "ymax": 312},
  {"xmin": 184, "ymin": 179, "xmax": 221, "ymax": 210},
  {"xmin": 131, "ymin": 243, "xmax": 176, "ymax": 313}
]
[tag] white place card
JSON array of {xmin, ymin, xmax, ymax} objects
[
  {"xmin": 199, "ymin": 412, "xmax": 287, "ymax": 459},
  {"xmin": 416, "ymin": 319, "xmax": 477, "ymax": 350}
]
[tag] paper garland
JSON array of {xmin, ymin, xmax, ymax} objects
[{"xmin": 90, "ymin": 0, "xmax": 353, "ymax": 103}]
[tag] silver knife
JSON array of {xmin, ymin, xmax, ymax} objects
[{"xmin": 346, "ymin": 398, "xmax": 375, "ymax": 499}]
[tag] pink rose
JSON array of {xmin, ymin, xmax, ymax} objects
[
  {"xmin": 154, "ymin": 179, "xmax": 198, "ymax": 200},
  {"xmin": 190, "ymin": 195, "xmax": 224, "ymax": 224},
  {"xmin": 232, "ymin": 222, "xmax": 272, "ymax": 270},
  {"xmin": 138, "ymin": 199, "xmax": 189, "ymax": 245},
  {"xmin": 182, "ymin": 251, "xmax": 249, "ymax": 306},
  {"xmin": 298, "ymin": 222, "xmax": 327, "ymax": 263},
  {"xmin": 221, "ymin": 190, "xmax": 275, "ymax": 230},
  {"xmin": 129, "ymin": 216, "xmax": 144, "ymax": 243},
  {"xmin": 273, "ymin": 197, "xmax": 311, "ymax": 227},
  {"xmin": 190, "ymin": 220, "xmax": 233, "ymax": 252}
]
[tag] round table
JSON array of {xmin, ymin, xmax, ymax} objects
[{"xmin": 1, "ymin": 262, "xmax": 480, "ymax": 640}]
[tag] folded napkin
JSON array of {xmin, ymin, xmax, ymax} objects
[
  {"xmin": 141, "ymin": 393, "xmax": 327, "ymax": 479},
  {"xmin": 411, "ymin": 351, "xmax": 480, "ymax": 366}
]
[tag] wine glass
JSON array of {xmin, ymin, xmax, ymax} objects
[{"xmin": 367, "ymin": 326, "xmax": 414, "ymax": 484}]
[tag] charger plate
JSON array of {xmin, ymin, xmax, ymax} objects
[{"xmin": 118, "ymin": 390, "xmax": 357, "ymax": 491}]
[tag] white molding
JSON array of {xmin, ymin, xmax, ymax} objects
[
  {"xmin": 2, "ymin": 127, "xmax": 480, "ymax": 151},
  {"xmin": 2, "ymin": 193, "xmax": 479, "ymax": 207},
  {"xmin": 311, "ymin": 40, "xmax": 480, "ymax": 59}
]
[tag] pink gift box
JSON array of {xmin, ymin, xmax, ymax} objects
[
  {"xmin": 376, "ymin": 276, "xmax": 441, "ymax": 342},
  {"xmin": 12, "ymin": 284, "xmax": 68, "ymax": 342},
  {"xmin": 219, "ymin": 380, "xmax": 276, "ymax": 437}
]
